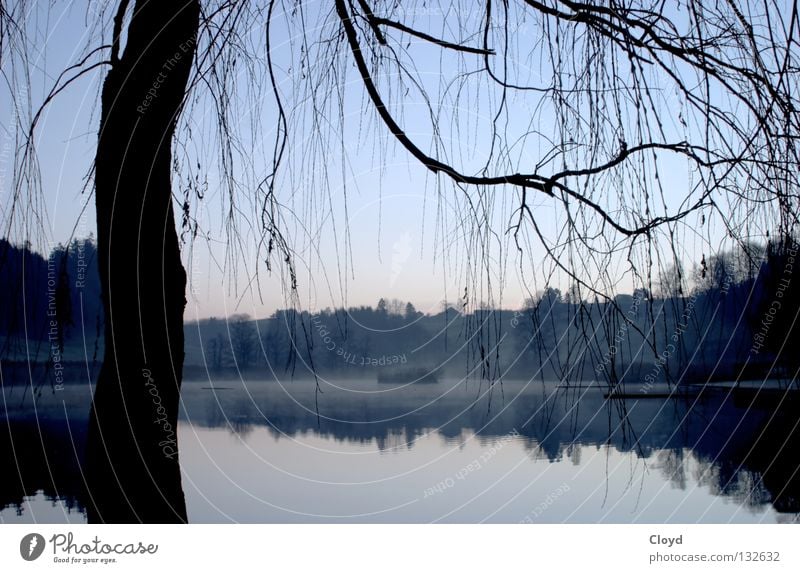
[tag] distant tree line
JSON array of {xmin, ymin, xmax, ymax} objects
[
  {"xmin": 3, "ymin": 236, "xmax": 797, "ymax": 386},
  {"xmin": 0, "ymin": 237, "xmax": 103, "ymax": 361},
  {"xmin": 189, "ymin": 239, "xmax": 799, "ymax": 386}
]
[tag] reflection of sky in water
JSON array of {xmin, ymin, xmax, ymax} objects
[
  {"xmin": 179, "ymin": 430, "xmax": 787, "ymax": 524},
  {"xmin": 1, "ymin": 379, "xmax": 799, "ymax": 523}
]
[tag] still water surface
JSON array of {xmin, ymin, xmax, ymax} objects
[{"xmin": 1, "ymin": 378, "xmax": 798, "ymax": 523}]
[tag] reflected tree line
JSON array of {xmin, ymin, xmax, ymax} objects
[{"xmin": 1, "ymin": 376, "xmax": 797, "ymax": 518}]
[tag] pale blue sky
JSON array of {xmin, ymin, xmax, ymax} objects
[{"xmin": 2, "ymin": 1, "xmax": 769, "ymax": 320}]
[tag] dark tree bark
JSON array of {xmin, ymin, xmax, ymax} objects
[{"xmin": 86, "ymin": 0, "xmax": 200, "ymax": 523}]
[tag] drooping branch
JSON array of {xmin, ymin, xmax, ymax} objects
[
  {"xmin": 336, "ymin": 0, "xmax": 749, "ymax": 238},
  {"xmin": 337, "ymin": 0, "xmax": 554, "ymax": 194},
  {"xmin": 369, "ymin": 15, "xmax": 495, "ymax": 56}
]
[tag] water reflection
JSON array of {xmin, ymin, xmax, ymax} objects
[{"xmin": 1, "ymin": 378, "xmax": 798, "ymax": 522}]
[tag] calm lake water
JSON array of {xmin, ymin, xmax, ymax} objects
[{"xmin": 1, "ymin": 377, "xmax": 798, "ymax": 523}]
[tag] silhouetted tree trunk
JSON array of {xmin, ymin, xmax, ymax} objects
[{"xmin": 86, "ymin": 0, "xmax": 199, "ymax": 523}]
